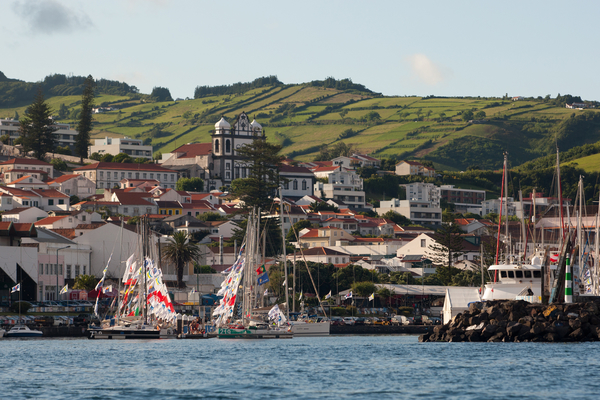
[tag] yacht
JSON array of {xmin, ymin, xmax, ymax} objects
[
  {"xmin": 482, "ymin": 255, "xmax": 551, "ymax": 302},
  {"xmin": 5, "ymin": 325, "xmax": 43, "ymax": 338}
]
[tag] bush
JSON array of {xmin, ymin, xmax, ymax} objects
[
  {"xmin": 10, "ymin": 301, "xmax": 32, "ymax": 314},
  {"xmin": 396, "ymin": 306, "xmax": 414, "ymax": 317},
  {"xmin": 331, "ymin": 307, "xmax": 347, "ymax": 316}
]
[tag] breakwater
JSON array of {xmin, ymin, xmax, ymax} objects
[{"xmin": 420, "ymin": 300, "xmax": 600, "ymax": 342}]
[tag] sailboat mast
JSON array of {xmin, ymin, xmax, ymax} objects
[
  {"xmin": 557, "ymin": 147, "xmax": 565, "ymax": 242},
  {"xmin": 579, "ymin": 176, "xmax": 583, "ymax": 274},
  {"xmin": 504, "ymin": 152, "xmax": 509, "ymax": 263},
  {"xmin": 280, "ymin": 188, "xmax": 290, "ymax": 319},
  {"xmin": 520, "ymin": 190, "xmax": 527, "ymax": 260}
]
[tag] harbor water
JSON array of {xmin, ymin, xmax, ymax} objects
[{"xmin": 2, "ymin": 335, "xmax": 600, "ymax": 399}]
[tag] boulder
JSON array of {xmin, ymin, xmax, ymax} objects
[
  {"xmin": 530, "ymin": 322, "xmax": 546, "ymax": 335},
  {"xmin": 569, "ymin": 328, "xmax": 584, "ymax": 341},
  {"xmin": 488, "ymin": 332, "xmax": 505, "ymax": 342},
  {"xmin": 418, "ymin": 333, "xmax": 431, "ymax": 342},
  {"xmin": 569, "ymin": 318, "xmax": 582, "ymax": 330}
]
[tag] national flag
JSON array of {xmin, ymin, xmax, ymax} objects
[
  {"xmin": 256, "ymin": 264, "xmax": 266, "ymax": 275},
  {"xmin": 345, "ymin": 291, "xmax": 353, "ymax": 299},
  {"xmin": 368, "ymin": 292, "xmax": 375, "ymax": 301},
  {"xmin": 257, "ymin": 272, "xmax": 270, "ymax": 286},
  {"xmin": 102, "ymin": 285, "xmax": 113, "ymax": 294},
  {"xmin": 60, "ymin": 284, "xmax": 68, "ymax": 294},
  {"xmin": 325, "ymin": 291, "xmax": 332, "ymax": 299},
  {"xmin": 11, "ymin": 283, "xmax": 20, "ymax": 293},
  {"xmin": 263, "ymin": 289, "xmax": 269, "ymax": 296},
  {"xmin": 299, "ymin": 291, "xmax": 303, "ymax": 300},
  {"xmin": 550, "ymin": 252, "xmax": 559, "ymax": 263}
]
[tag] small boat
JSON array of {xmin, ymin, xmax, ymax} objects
[
  {"xmin": 217, "ymin": 320, "xmax": 293, "ymax": 339},
  {"xmin": 5, "ymin": 324, "xmax": 43, "ymax": 338},
  {"xmin": 89, "ymin": 320, "xmax": 175, "ymax": 340},
  {"xmin": 290, "ymin": 319, "xmax": 331, "ymax": 336}
]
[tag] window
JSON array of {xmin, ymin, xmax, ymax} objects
[
  {"xmin": 99, "ymin": 171, "xmax": 104, "ymax": 178},
  {"xmin": 82, "ymin": 266, "xmax": 86, "ymax": 275},
  {"xmin": 507, "ymin": 271, "xmax": 515, "ymax": 278},
  {"xmin": 123, "ymin": 207, "xmax": 128, "ymax": 213},
  {"xmin": 45, "ymin": 264, "xmax": 49, "ymax": 275},
  {"xmin": 515, "ymin": 271, "xmax": 523, "ymax": 278},
  {"xmin": 225, "ymin": 139, "xmax": 231, "ymax": 153},
  {"xmin": 421, "ymin": 239, "xmax": 426, "ymax": 247},
  {"xmin": 99, "ymin": 182, "xmax": 104, "ymax": 188},
  {"xmin": 242, "ymin": 168, "xmax": 246, "ymax": 178},
  {"xmin": 171, "ymin": 174, "xmax": 175, "ymax": 182},
  {"xmin": 128, "ymin": 172, "xmax": 132, "ymax": 178},
  {"xmin": 82, "ymin": 215, "xmax": 86, "ymax": 222},
  {"xmin": 135, "ymin": 172, "xmax": 140, "ymax": 179},
  {"xmin": 164, "ymin": 174, "xmax": 168, "ymax": 180},
  {"xmin": 143, "ymin": 173, "xmax": 147, "ymax": 179},
  {"xmin": 66, "ymin": 265, "xmax": 71, "ymax": 279},
  {"xmin": 214, "ymin": 139, "xmax": 220, "ymax": 153},
  {"xmin": 75, "ymin": 265, "xmax": 80, "ymax": 277},
  {"xmin": 533, "ymin": 271, "xmax": 541, "ymax": 278},
  {"xmin": 48, "ymin": 199, "xmax": 54, "ymax": 206},
  {"xmin": 302, "ymin": 180, "xmax": 307, "ymax": 190},
  {"xmin": 39, "ymin": 263, "xmax": 43, "ymax": 275},
  {"xmin": 524, "ymin": 271, "xmax": 532, "ymax": 278},
  {"xmin": 146, "ymin": 208, "xmax": 152, "ymax": 214},
  {"xmin": 58, "ymin": 199, "xmax": 64, "ymax": 205},
  {"xmin": 293, "ymin": 180, "xmax": 298, "ymax": 190},
  {"xmin": 226, "ymin": 163, "xmax": 231, "ymax": 170},
  {"xmin": 114, "ymin": 172, "xmax": 118, "ymax": 178},
  {"xmin": 150, "ymin": 173, "xmax": 154, "ymax": 179},
  {"xmin": 284, "ymin": 181, "xmax": 289, "ymax": 190}
]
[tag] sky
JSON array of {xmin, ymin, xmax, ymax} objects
[{"xmin": 1, "ymin": 0, "xmax": 598, "ymax": 100}]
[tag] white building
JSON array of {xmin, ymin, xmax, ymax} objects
[
  {"xmin": 404, "ymin": 182, "xmax": 441, "ymax": 208},
  {"xmin": 47, "ymin": 174, "xmax": 96, "ymax": 199},
  {"xmin": 73, "ymin": 162, "xmax": 178, "ymax": 190},
  {"xmin": 0, "ymin": 119, "xmax": 78, "ymax": 151},
  {"xmin": 395, "ymin": 160, "xmax": 435, "ymax": 177},
  {"xmin": 313, "ymin": 169, "xmax": 366, "ymax": 210},
  {"xmin": 376, "ymin": 198, "xmax": 442, "ymax": 226},
  {"xmin": 0, "ymin": 157, "xmax": 55, "ymax": 181},
  {"xmin": 89, "ymin": 136, "xmax": 153, "ymax": 160},
  {"xmin": 279, "ymin": 165, "xmax": 315, "ymax": 199}
]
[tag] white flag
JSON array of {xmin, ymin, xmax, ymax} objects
[
  {"xmin": 345, "ymin": 291, "xmax": 353, "ymax": 299},
  {"xmin": 60, "ymin": 284, "xmax": 68, "ymax": 294},
  {"xmin": 11, "ymin": 283, "xmax": 20, "ymax": 293},
  {"xmin": 299, "ymin": 291, "xmax": 303, "ymax": 300},
  {"xmin": 368, "ymin": 292, "xmax": 375, "ymax": 301},
  {"xmin": 263, "ymin": 289, "xmax": 269, "ymax": 296},
  {"xmin": 325, "ymin": 291, "xmax": 332, "ymax": 299},
  {"xmin": 282, "ymin": 279, "xmax": 287, "ymax": 287}
]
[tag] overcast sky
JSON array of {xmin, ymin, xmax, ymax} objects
[{"xmin": 1, "ymin": 0, "xmax": 597, "ymax": 100}]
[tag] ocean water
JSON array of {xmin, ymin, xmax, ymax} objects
[{"xmin": 1, "ymin": 335, "xmax": 600, "ymax": 399}]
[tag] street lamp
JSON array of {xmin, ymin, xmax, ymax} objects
[{"xmin": 56, "ymin": 245, "xmax": 70, "ymax": 300}]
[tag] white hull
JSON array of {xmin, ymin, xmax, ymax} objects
[
  {"xmin": 290, "ymin": 321, "xmax": 330, "ymax": 336},
  {"xmin": 5, "ymin": 325, "xmax": 43, "ymax": 337},
  {"xmin": 0, "ymin": 329, "xmax": 5, "ymax": 338},
  {"xmin": 482, "ymin": 283, "xmax": 542, "ymax": 302}
]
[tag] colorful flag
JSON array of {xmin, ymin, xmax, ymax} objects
[
  {"xmin": 263, "ymin": 289, "xmax": 269, "ymax": 296},
  {"xmin": 60, "ymin": 284, "xmax": 68, "ymax": 294},
  {"xmin": 299, "ymin": 291, "xmax": 303, "ymax": 300},
  {"xmin": 345, "ymin": 291, "xmax": 353, "ymax": 299},
  {"xmin": 102, "ymin": 285, "xmax": 113, "ymax": 294},
  {"xmin": 256, "ymin": 264, "xmax": 266, "ymax": 275},
  {"xmin": 325, "ymin": 291, "xmax": 332, "ymax": 299},
  {"xmin": 11, "ymin": 283, "xmax": 20, "ymax": 293},
  {"xmin": 368, "ymin": 292, "xmax": 375, "ymax": 301},
  {"xmin": 257, "ymin": 272, "xmax": 270, "ymax": 286}
]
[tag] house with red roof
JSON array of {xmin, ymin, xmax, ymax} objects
[
  {"xmin": 47, "ymin": 174, "xmax": 96, "ymax": 198},
  {"xmin": 73, "ymin": 162, "xmax": 178, "ymax": 190},
  {"xmin": 160, "ymin": 142, "xmax": 212, "ymax": 181},
  {"xmin": 286, "ymin": 247, "xmax": 350, "ymax": 265},
  {"xmin": 1, "ymin": 207, "xmax": 48, "ymax": 223},
  {"xmin": 297, "ymin": 227, "xmax": 355, "ymax": 248},
  {"xmin": 395, "ymin": 160, "xmax": 435, "ymax": 177},
  {"xmin": 0, "ymin": 187, "xmax": 70, "ymax": 211},
  {"xmin": 278, "ymin": 165, "xmax": 315, "ymax": 199},
  {"xmin": 7, "ymin": 175, "xmax": 49, "ymax": 190},
  {"xmin": 0, "ymin": 157, "xmax": 54, "ymax": 180}
]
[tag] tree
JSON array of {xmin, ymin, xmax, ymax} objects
[
  {"xmin": 474, "ymin": 110, "xmax": 486, "ymax": 119},
  {"xmin": 309, "ymin": 201, "xmax": 339, "ymax": 213},
  {"xmin": 229, "ymin": 138, "xmax": 284, "ymax": 211},
  {"xmin": 381, "ymin": 210, "xmax": 412, "ymax": 226},
  {"xmin": 18, "ymin": 87, "xmax": 57, "ymax": 160},
  {"xmin": 13, "ymin": 110, "xmax": 19, "ymax": 120},
  {"xmin": 100, "ymin": 153, "xmax": 114, "ymax": 162},
  {"xmin": 58, "ymin": 103, "xmax": 68, "ymax": 119},
  {"xmin": 194, "ymin": 263, "xmax": 216, "ymax": 274},
  {"xmin": 112, "ymin": 153, "xmax": 132, "ymax": 163},
  {"xmin": 377, "ymin": 287, "xmax": 392, "ymax": 307},
  {"xmin": 286, "ymin": 219, "xmax": 313, "ymax": 242},
  {"xmin": 89, "ymin": 152, "xmax": 102, "ymax": 161},
  {"xmin": 176, "ymin": 177, "xmax": 204, "ymax": 192},
  {"xmin": 462, "ymin": 110, "xmax": 474, "ymax": 122},
  {"xmin": 75, "ymin": 75, "xmax": 95, "ymax": 164},
  {"xmin": 69, "ymin": 195, "xmax": 80, "ymax": 205},
  {"xmin": 50, "ymin": 158, "xmax": 68, "ymax": 171},
  {"xmin": 351, "ymin": 281, "xmax": 376, "ymax": 297},
  {"xmin": 197, "ymin": 211, "xmax": 227, "ymax": 222},
  {"xmin": 151, "ymin": 87, "xmax": 173, "ymax": 102},
  {"xmin": 73, "ymin": 274, "xmax": 98, "ymax": 291},
  {"xmin": 427, "ymin": 223, "xmax": 466, "ymax": 285},
  {"xmin": 161, "ymin": 231, "xmax": 202, "ymax": 288}
]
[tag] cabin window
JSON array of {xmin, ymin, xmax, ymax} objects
[
  {"xmin": 515, "ymin": 271, "xmax": 523, "ymax": 278},
  {"xmin": 507, "ymin": 271, "xmax": 514, "ymax": 278},
  {"xmin": 524, "ymin": 271, "xmax": 532, "ymax": 278},
  {"xmin": 500, "ymin": 271, "xmax": 508, "ymax": 278},
  {"xmin": 533, "ymin": 271, "xmax": 541, "ymax": 278}
]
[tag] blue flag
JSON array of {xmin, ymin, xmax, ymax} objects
[{"xmin": 257, "ymin": 272, "xmax": 270, "ymax": 286}]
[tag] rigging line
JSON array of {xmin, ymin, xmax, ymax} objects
[{"xmin": 285, "ymin": 206, "xmax": 327, "ymax": 317}]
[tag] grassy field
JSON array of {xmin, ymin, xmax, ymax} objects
[{"xmin": 3, "ymin": 81, "xmax": 600, "ymax": 170}]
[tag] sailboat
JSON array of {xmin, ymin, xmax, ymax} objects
[
  {"xmin": 482, "ymin": 152, "xmax": 546, "ymax": 302},
  {"xmin": 89, "ymin": 218, "xmax": 177, "ymax": 339},
  {"xmin": 213, "ymin": 209, "xmax": 292, "ymax": 339},
  {"xmin": 5, "ymin": 283, "xmax": 43, "ymax": 338}
]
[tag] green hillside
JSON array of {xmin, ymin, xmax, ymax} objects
[{"xmin": 2, "ymin": 72, "xmax": 599, "ymax": 170}]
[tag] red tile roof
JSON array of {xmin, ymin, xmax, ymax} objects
[
  {"xmin": 31, "ymin": 189, "xmax": 69, "ymax": 198},
  {"xmin": 0, "ymin": 158, "xmax": 51, "ymax": 166},
  {"xmin": 170, "ymin": 143, "xmax": 212, "ymax": 158},
  {"xmin": 8, "ymin": 175, "xmax": 43, "ymax": 185},
  {"xmin": 47, "ymin": 174, "xmax": 79, "ymax": 184},
  {"xmin": 50, "ymin": 229, "xmax": 76, "ymax": 239},
  {"xmin": 35, "ymin": 216, "xmax": 68, "ymax": 226}
]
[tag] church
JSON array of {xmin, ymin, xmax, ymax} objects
[{"xmin": 161, "ymin": 112, "xmax": 264, "ymax": 191}]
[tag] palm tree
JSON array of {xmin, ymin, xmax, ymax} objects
[{"xmin": 161, "ymin": 231, "xmax": 201, "ymax": 288}]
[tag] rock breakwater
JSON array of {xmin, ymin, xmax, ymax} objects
[{"xmin": 419, "ymin": 300, "xmax": 600, "ymax": 342}]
